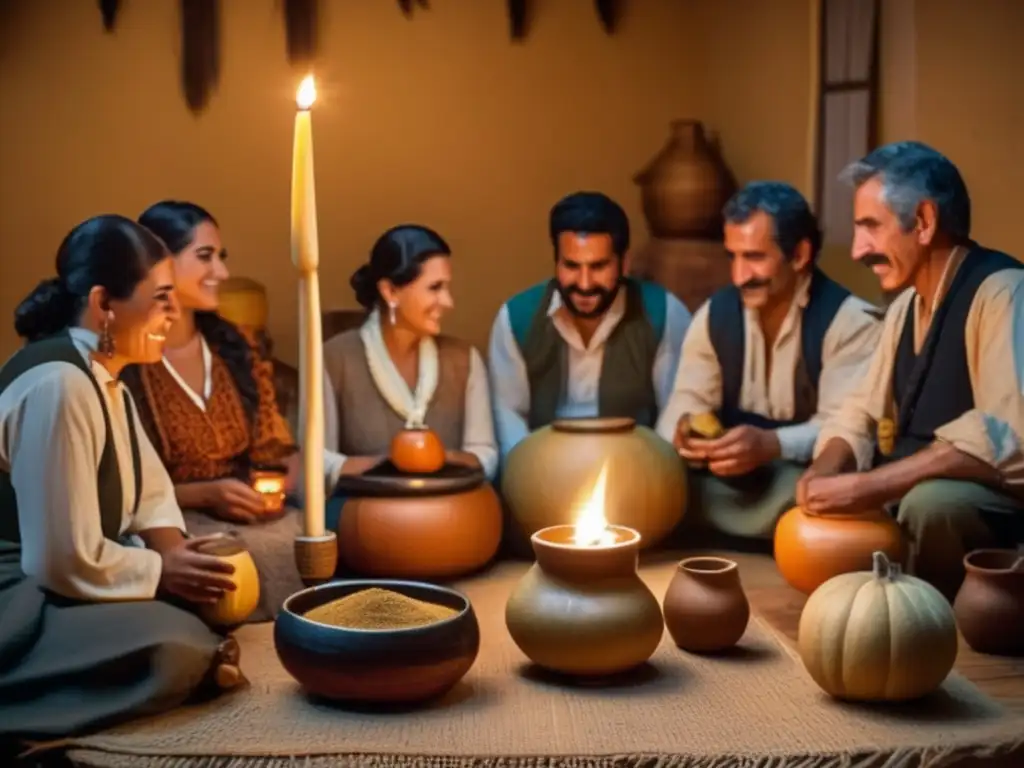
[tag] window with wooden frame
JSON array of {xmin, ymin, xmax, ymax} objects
[{"xmin": 814, "ymin": 0, "xmax": 881, "ymax": 250}]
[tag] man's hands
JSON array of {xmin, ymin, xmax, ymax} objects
[
  {"xmin": 673, "ymin": 415, "xmax": 780, "ymax": 477},
  {"xmin": 795, "ymin": 437, "xmax": 871, "ymax": 514},
  {"xmin": 159, "ymin": 534, "xmax": 238, "ymax": 604}
]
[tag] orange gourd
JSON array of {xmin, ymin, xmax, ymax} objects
[
  {"xmin": 774, "ymin": 505, "xmax": 905, "ymax": 595},
  {"xmin": 390, "ymin": 428, "xmax": 445, "ymax": 474}
]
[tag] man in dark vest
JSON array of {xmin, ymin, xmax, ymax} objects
[
  {"xmin": 802, "ymin": 141, "xmax": 1024, "ymax": 601},
  {"xmin": 658, "ymin": 181, "xmax": 882, "ymax": 541},
  {"xmin": 488, "ymin": 191, "xmax": 691, "ymax": 466}
]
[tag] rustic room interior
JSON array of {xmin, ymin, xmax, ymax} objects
[{"xmin": 0, "ymin": 1, "xmax": 1022, "ymax": 766}]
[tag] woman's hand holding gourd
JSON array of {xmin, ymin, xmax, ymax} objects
[{"xmin": 159, "ymin": 535, "xmax": 238, "ymax": 604}]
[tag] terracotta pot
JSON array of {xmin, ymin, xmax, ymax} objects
[
  {"xmin": 773, "ymin": 506, "xmax": 906, "ymax": 595},
  {"xmin": 634, "ymin": 119, "xmax": 737, "ymax": 239},
  {"xmin": 275, "ymin": 579, "xmax": 479, "ymax": 704},
  {"xmin": 501, "ymin": 417, "xmax": 687, "ymax": 550},
  {"xmin": 336, "ymin": 465, "xmax": 502, "ymax": 579},
  {"xmin": 196, "ymin": 537, "xmax": 261, "ymax": 627},
  {"xmin": 953, "ymin": 548, "xmax": 1024, "ymax": 657},
  {"xmin": 216, "ymin": 276, "xmax": 269, "ymax": 332},
  {"xmin": 390, "ymin": 428, "xmax": 446, "ymax": 475},
  {"xmin": 505, "ymin": 525, "xmax": 664, "ymax": 677},
  {"xmin": 663, "ymin": 556, "xmax": 749, "ymax": 653}
]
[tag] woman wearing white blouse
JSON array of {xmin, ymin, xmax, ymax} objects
[
  {"xmin": 317, "ymin": 224, "xmax": 498, "ymax": 530},
  {"xmin": 0, "ymin": 215, "xmax": 242, "ymax": 740}
]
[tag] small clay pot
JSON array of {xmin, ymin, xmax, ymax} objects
[
  {"xmin": 664, "ymin": 556, "xmax": 749, "ymax": 653},
  {"xmin": 953, "ymin": 548, "xmax": 1024, "ymax": 657},
  {"xmin": 390, "ymin": 428, "xmax": 445, "ymax": 474}
]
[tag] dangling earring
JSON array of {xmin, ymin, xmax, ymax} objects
[
  {"xmin": 388, "ymin": 301, "xmax": 397, "ymax": 325},
  {"xmin": 98, "ymin": 311, "xmax": 116, "ymax": 358}
]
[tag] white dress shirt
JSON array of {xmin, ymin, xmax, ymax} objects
[
  {"xmin": 815, "ymin": 248, "xmax": 1024, "ymax": 495},
  {"xmin": 0, "ymin": 328, "xmax": 185, "ymax": 602},
  {"xmin": 655, "ymin": 274, "xmax": 883, "ymax": 463},
  {"xmin": 488, "ymin": 284, "xmax": 692, "ymax": 461}
]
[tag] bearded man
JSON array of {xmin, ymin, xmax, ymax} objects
[{"xmin": 488, "ymin": 191, "xmax": 691, "ymax": 466}]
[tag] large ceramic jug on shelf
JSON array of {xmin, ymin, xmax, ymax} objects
[
  {"xmin": 500, "ymin": 417, "xmax": 687, "ymax": 550},
  {"xmin": 634, "ymin": 119, "xmax": 737, "ymax": 239}
]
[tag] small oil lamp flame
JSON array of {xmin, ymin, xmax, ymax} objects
[
  {"xmin": 296, "ymin": 75, "xmax": 317, "ymax": 110},
  {"xmin": 572, "ymin": 462, "xmax": 617, "ymax": 546}
]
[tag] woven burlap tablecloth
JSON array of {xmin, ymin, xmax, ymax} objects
[{"xmin": 58, "ymin": 558, "xmax": 1024, "ymax": 768}]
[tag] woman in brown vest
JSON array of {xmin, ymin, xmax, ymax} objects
[
  {"xmin": 122, "ymin": 201, "xmax": 305, "ymax": 623},
  {"xmin": 321, "ymin": 224, "xmax": 498, "ymax": 530}
]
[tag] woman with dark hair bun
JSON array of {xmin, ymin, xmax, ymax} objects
[
  {"xmin": 0, "ymin": 214, "xmax": 243, "ymax": 741},
  {"xmin": 122, "ymin": 200, "xmax": 304, "ymax": 622},
  {"xmin": 320, "ymin": 224, "xmax": 498, "ymax": 529}
]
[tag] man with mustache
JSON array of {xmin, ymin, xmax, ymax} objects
[
  {"xmin": 801, "ymin": 141, "xmax": 1023, "ymax": 601},
  {"xmin": 488, "ymin": 190, "xmax": 691, "ymax": 466},
  {"xmin": 656, "ymin": 181, "xmax": 882, "ymax": 542}
]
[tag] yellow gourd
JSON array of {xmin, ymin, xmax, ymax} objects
[
  {"xmin": 689, "ymin": 412, "xmax": 724, "ymax": 439},
  {"xmin": 798, "ymin": 550, "xmax": 957, "ymax": 702},
  {"xmin": 197, "ymin": 538, "xmax": 261, "ymax": 627}
]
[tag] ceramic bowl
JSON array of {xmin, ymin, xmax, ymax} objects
[{"xmin": 274, "ymin": 579, "xmax": 480, "ymax": 704}]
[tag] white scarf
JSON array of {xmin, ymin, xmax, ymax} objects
[{"xmin": 359, "ymin": 307, "xmax": 439, "ymax": 428}]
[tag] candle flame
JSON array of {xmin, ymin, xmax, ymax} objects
[
  {"xmin": 573, "ymin": 462, "xmax": 617, "ymax": 546},
  {"xmin": 296, "ymin": 76, "xmax": 317, "ymax": 110}
]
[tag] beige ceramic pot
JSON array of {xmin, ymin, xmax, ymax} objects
[
  {"xmin": 501, "ymin": 417, "xmax": 687, "ymax": 550},
  {"xmin": 196, "ymin": 537, "xmax": 261, "ymax": 627},
  {"xmin": 505, "ymin": 525, "xmax": 664, "ymax": 677},
  {"xmin": 663, "ymin": 556, "xmax": 749, "ymax": 653}
]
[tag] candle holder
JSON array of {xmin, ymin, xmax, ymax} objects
[
  {"xmin": 251, "ymin": 469, "xmax": 287, "ymax": 515},
  {"xmin": 505, "ymin": 524, "xmax": 664, "ymax": 678}
]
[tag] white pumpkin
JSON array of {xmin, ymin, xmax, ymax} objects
[{"xmin": 798, "ymin": 550, "xmax": 958, "ymax": 702}]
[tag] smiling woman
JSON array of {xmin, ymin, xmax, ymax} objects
[
  {"xmin": 121, "ymin": 201, "xmax": 305, "ymax": 622},
  {"xmin": 0, "ymin": 214, "xmax": 243, "ymax": 739}
]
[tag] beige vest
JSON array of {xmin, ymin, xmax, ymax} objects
[{"xmin": 323, "ymin": 330, "xmax": 470, "ymax": 456}]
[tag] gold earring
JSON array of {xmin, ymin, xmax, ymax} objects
[
  {"xmin": 388, "ymin": 302, "xmax": 397, "ymax": 325},
  {"xmin": 98, "ymin": 311, "xmax": 115, "ymax": 358}
]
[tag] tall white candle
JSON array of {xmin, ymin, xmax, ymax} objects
[{"xmin": 290, "ymin": 75, "xmax": 325, "ymax": 539}]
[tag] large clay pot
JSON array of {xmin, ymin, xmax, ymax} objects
[
  {"xmin": 196, "ymin": 537, "xmax": 261, "ymax": 627},
  {"xmin": 953, "ymin": 548, "xmax": 1024, "ymax": 657},
  {"xmin": 501, "ymin": 417, "xmax": 687, "ymax": 550},
  {"xmin": 774, "ymin": 506, "xmax": 906, "ymax": 595},
  {"xmin": 390, "ymin": 427, "xmax": 445, "ymax": 475},
  {"xmin": 505, "ymin": 525, "xmax": 664, "ymax": 676},
  {"xmin": 634, "ymin": 119, "xmax": 737, "ymax": 239},
  {"xmin": 336, "ymin": 463, "xmax": 502, "ymax": 579},
  {"xmin": 663, "ymin": 556, "xmax": 749, "ymax": 653}
]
